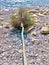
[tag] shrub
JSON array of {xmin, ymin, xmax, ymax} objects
[{"xmin": 10, "ymin": 7, "xmax": 35, "ymax": 29}]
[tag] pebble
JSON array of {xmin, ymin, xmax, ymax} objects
[
  {"xmin": 32, "ymin": 14, "xmax": 37, "ymax": 17},
  {"xmin": 4, "ymin": 25, "xmax": 9, "ymax": 29},
  {"xmin": 11, "ymin": 62, "xmax": 16, "ymax": 65},
  {"xmin": 37, "ymin": 58, "xmax": 41, "ymax": 62},
  {"xmin": 41, "ymin": 26, "xmax": 49, "ymax": 34},
  {"xmin": 18, "ymin": 49, "xmax": 22, "ymax": 54},
  {"xmin": 48, "ymin": 37, "xmax": 49, "ymax": 42},
  {"xmin": 0, "ymin": 7, "xmax": 49, "ymax": 65},
  {"xmin": 28, "ymin": 10, "xmax": 38, "ymax": 13},
  {"xmin": 0, "ymin": 26, "xmax": 3, "ymax": 28},
  {"xmin": 3, "ymin": 9, "xmax": 10, "ymax": 11},
  {"xmin": 0, "ymin": 49, "xmax": 3, "ymax": 54},
  {"xmin": 32, "ymin": 38, "xmax": 40, "ymax": 44},
  {"xmin": 38, "ymin": 13, "xmax": 44, "ymax": 17},
  {"xmin": 31, "ymin": 31, "xmax": 37, "ymax": 36},
  {"xmin": 43, "ymin": 10, "xmax": 49, "ymax": 15},
  {"xmin": 2, "ymin": 62, "xmax": 9, "ymax": 65}
]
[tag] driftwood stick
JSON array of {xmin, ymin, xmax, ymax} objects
[
  {"xmin": 27, "ymin": 25, "xmax": 34, "ymax": 32},
  {"xmin": 21, "ymin": 23, "xmax": 28, "ymax": 65}
]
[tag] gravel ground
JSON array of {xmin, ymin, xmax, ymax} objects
[{"xmin": 0, "ymin": 7, "xmax": 49, "ymax": 65}]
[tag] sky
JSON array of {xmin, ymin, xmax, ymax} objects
[{"xmin": 0, "ymin": 0, "xmax": 49, "ymax": 7}]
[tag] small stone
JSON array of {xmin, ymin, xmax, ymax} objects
[
  {"xmin": 43, "ymin": 10, "xmax": 49, "ymax": 15},
  {"xmin": 45, "ymin": 38, "xmax": 47, "ymax": 41},
  {"xmin": 31, "ymin": 31, "xmax": 37, "ymax": 36},
  {"xmin": 32, "ymin": 14, "xmax": 37, "ymax": 17},
  {"xmin": 3, "ymin": 24, "xmax": 9, "ymax": 29},
  {"xmin": 48, "ymin": 37, "xmax": 49, "ymax": 42},
  {"xmin": 3, "ymin": 56, "xmax": 7, "ymax": 60},
  {"xmin": 2, "ymin": 62, "xmax": 9, "ymax": 65},
  {"xmin": 41, "ymin": 26, "xmax": 49, "ymax": 34},
  {"xmin": 38, "ymin": 13, "xmax": 44, "ymax": 17},
  {"xmin": 44, "ymin": 22, "xmax": 49, "ymax": 27},
  {"xmin": 11, "ymin": 62, "xmax": 16, "ymax": 65},
  {"xmin": 8, "ymin": 45, "xmax": 11, "ymax": 48},
  {"xmin": 0, "ymin": 59, "xmax": 3, "ymax": 64},
  {"xmin": 18, "ymin": 49, "xmax": 22, "ymax": 54},
  {"xmin": 28, "ymin": 43, "xmax": 32, "ymax": 45},
  {"xmin": 29, "ymin": 53, "xmax": 37, "ymax": 58},
  {"xmin": 2, "ymin": 53, "xmax": 5, "ymax": 56},
  {"xmin": 37, "ymin": 58, "xmax": 41, "ymax": 62},
  {"xmin": 32, "ymin": 38, "xmax": 40, "ymax": 44},
  {"xmin": 28, "ymin": 10, "xmax": 38, "ymax": 13},
  {"xmin": 0, "ymin": 26, "xmax": 3, "ymax": 28},
  {"xmin": 29, "ymin": 59, "xmax": 34, "ymax": 64},
  {"xmin": 3, "ymin": 9, "xmax": 10, "ymax": 11},
  {"xmin": 0, "ymin": 50, "xmax": 3, "ymax": 54},
  {"xmin": 5, "ymin": 25, "xmax": 9, "ymax": 29}
]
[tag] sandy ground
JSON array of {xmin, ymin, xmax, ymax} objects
[{"xmin": 0, "ymin": 7, "xmax": 49, "ymax": 65}]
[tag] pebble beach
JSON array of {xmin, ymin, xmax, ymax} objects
[{"xmin": 0, "ymin": 6, "xmax": 49, "ymax": 65}]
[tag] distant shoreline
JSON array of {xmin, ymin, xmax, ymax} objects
[{"xmin": 0, "ymin": 5, "xmax": 49, "ymax": 12}]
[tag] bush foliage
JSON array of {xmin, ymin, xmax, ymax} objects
[{"xmin": 10, "ymin": 7, "xmax": 35, "ymax": 29}]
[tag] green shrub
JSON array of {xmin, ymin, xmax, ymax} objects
[{"xmin": 10, "ymin": 7, "xmax": 35, "ymax": 29}]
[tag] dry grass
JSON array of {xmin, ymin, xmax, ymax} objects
[{"xmin": 10, "ymin": 7, "xmax": 35, "ymax": 29}]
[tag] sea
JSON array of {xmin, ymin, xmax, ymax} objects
[{"xmin": 0, "ymin": 0, "xmax": 49, "ymax": 9}]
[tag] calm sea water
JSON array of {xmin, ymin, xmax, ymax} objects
[{"xmin": 0, "ymin": 0, "xmax": 49, "ymax": 8}]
